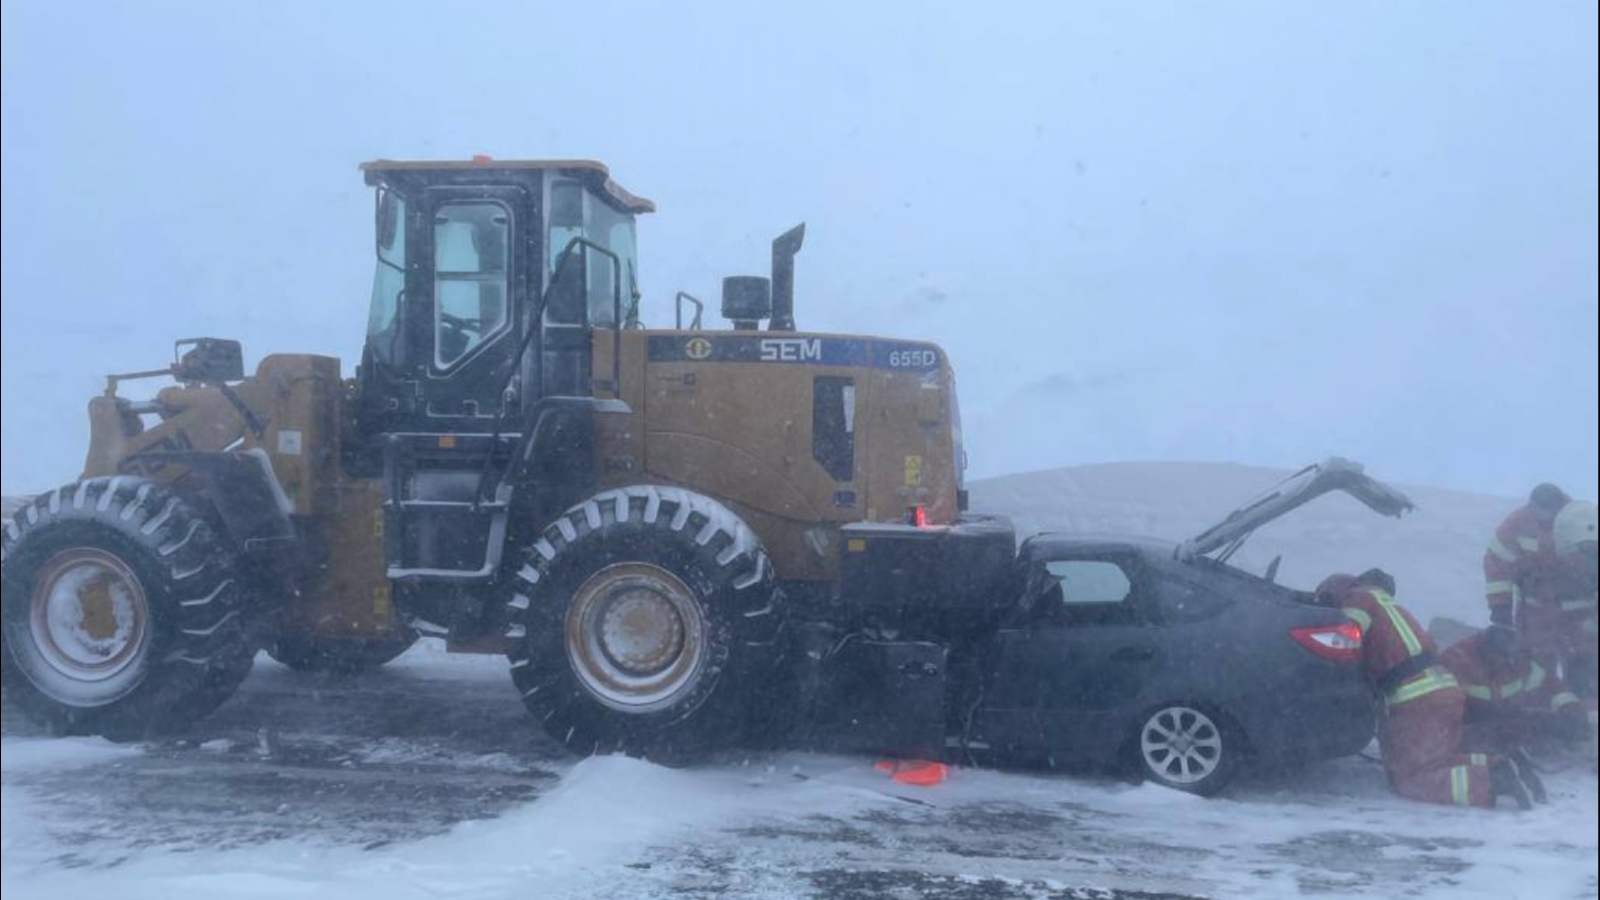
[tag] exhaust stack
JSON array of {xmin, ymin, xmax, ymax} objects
[{"xmin": 768, "ymin": 223, "xmax": 805, "ymax": 331}]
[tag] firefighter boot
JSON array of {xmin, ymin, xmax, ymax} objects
[
  {"xmin": 1490, "ymin": 759, "xmax": 1534, "ymax": 810},
  {"xmin": 1507, "ymin": 749, "xmax": 1548, "ymax": 804}
]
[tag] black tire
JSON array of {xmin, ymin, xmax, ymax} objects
[
  {"xmin": 267, "ymin": 631, "xmax": 417, "ymax": 674},
  {"xmin": 1, "ymin": 477, "xmax": 255, "ymax": 739},
  {"xmin": 505, "ymin": 486, "xmax": 781, "ymax": 762},
  {"xmin": 1128, "ymin": 702, "xmax": 1244, "ymax": 797}
]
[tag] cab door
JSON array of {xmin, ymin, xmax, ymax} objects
[
  {"xmin": 411, "ymin": 184, "xmax": 533, "ymax": 425},
  {"xmin": 377, "ymin": 184, "xmax": 533, "ymax": 579}
]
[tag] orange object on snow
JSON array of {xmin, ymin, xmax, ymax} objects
[{"xmin": 873, "ymin": 758, "xmax": 949, "ymax": 786}]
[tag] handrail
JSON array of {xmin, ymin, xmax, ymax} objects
[
  {"xmin": 474, "ymin": 236, "xmax": 623, "ymax": 505},
  {"xmin": 675, "ymin": 291, "xmax": 705, "ymax": 329}
]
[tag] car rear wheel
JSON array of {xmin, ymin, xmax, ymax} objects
[{"xmin": 1133, "ymin": 703, "xmax": 1240, "ymax": 796}]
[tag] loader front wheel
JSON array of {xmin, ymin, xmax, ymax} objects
[
  {"xmin": 1, "ymin": 478, "xmax": 255, "ymax": 739},
  {"xmin": 505, "ymin": 486, "xmax": 780, "ymax": 763}
]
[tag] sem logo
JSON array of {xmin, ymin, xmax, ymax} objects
[
  {"xmin": 685, "ymin": 337, "xmax": 713, "ymax": 360},
  {"xmin": 760, "ymin": 338, "xmax": 822, "ymax": 362}
]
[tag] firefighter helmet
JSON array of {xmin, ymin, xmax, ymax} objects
[{"xmin": 1552, "ymin": 500, "xmax": 1598, "ymax": 557}]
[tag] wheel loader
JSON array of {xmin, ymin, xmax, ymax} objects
[{"xmin": 1, "ymin": 158, "xmax": 1013, "ymax": 759}]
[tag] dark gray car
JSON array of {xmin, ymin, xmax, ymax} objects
[{"xmin": 970, "ymin": 458, "xmax": 1414, "ymax": 794}]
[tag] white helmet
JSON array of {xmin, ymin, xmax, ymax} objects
[{"xmin": 1553, "ymin": 500, "xmax": 1598, "ymax": 556}]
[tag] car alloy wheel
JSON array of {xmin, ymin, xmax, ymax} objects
[{"xmin": 1139, "ymin": 705, "xmax": 1224, "ymax": 786}]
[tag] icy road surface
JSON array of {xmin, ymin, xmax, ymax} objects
[{"xmin": 4, "ymin": 641, "xmax": 1596, "ymax": 900}]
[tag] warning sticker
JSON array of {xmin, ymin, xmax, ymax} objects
[{"xmin": 904, "ymin": 454, "xmax": 924, "ymax": 487}]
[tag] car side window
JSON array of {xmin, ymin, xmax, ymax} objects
[
  {"xmin": 1044, "ymin": 560, "xmax": 1131, "ymax": 604},
  {"xmin": 1035, "ymin": 558, "xmax": 1144, "ymax": 627}
]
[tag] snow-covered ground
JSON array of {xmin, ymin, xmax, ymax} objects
[{"xmin": 4, "ymin": 464, "xmax": 1597, "ymax": 899}]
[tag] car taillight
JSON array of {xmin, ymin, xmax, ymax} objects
[{"xmin": 1290, "ymin": 622, "xmax": 1363, "ymax": 664}]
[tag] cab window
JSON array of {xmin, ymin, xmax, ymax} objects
[
  {"xmin": 546, "ymin": 179, "xmax": 638, "ymax": 328},
  {"xmin": 433, "ymin": 201, "xmax": 510, "ymax": 370},
  {"xmin": 367, "ymin": 188, "xmax": 406, "ymax": 365}
]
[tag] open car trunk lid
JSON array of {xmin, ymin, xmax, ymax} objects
[{"xmin": 1176, "ymin": 457, "xmax": 1414, "ymax": 561}]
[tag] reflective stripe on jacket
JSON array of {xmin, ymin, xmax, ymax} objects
[
  {"xmin": 1483, "ymin": 504, "xmax": 1594, "ymax": 613},
  {"xmin": 1438, "ymin": 630, "xmax": 1587, "ymax": 716},
  {"xmin": 1339, "ymin": 587, "xmax": 1438, "ymax": 693},
  {"xmin": 1386, "ymin": 666, "xmax": 1459, "ymax": 708}
]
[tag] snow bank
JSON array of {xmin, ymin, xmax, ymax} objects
[
  {"xmin": 0, "ymin": 736, "xmax": 142, "ymax": 773},
  {"xmin": 0, "ymin": 755, "xmax": 870, "ymax": 900}
]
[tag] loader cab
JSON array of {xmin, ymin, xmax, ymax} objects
[
  {"xmin": 354, "ymin": 159, "xmax": 653, "ymax": 439},
  {"xmin": 352, "ymin": 160, "xmax": 652, "ymax": 585}
]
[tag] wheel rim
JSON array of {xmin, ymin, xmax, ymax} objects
[
  {"xmin": 1140, "ymin": 705, "xmax": 1224, "ymax": 785},
  {"xmin": 21, "ymin": 547, "xmax": 152, "ymax": 706},
  {"xmin": 565, "ymin": 562, "xmax": 706, "ymax": 712}
]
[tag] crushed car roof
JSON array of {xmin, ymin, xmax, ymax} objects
[{"xmin": 1022, "ymin": 533, "xmax": 1180, "ymax": 558}]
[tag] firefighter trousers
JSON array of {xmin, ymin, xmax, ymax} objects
[{"xmin": 1380, "ymin": 682, "xmax": 1494, "ymax": 808}]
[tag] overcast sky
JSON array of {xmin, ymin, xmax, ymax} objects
[{"xmin": 3, "ymin": 1, "xmax": 1595, "ymax": 500}]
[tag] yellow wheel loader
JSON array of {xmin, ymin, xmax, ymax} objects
[{"xmin": 1, "ymin": 159, "xmax": 1012, "ymax": 758}]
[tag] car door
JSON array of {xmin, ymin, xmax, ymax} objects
[{"xmin": 982, "ymin": 553, "xmax": 1165, "ymax": 760}]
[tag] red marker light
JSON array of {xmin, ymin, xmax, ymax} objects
[{"xmin": 908, "ymin": 505, "xmax": 928, "ymax": 528}]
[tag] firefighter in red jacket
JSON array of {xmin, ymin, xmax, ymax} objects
[
  {"xmin": 1483, "ymin": 485, "xmax": 1598, "ymax": 696},
  {"xmin": 1438, "ymin": 624, "xmax": 1596, "ymax": 797},
  {"xmin": 1316, "ymin": 569, "xmax": 1533, "ymax": 809}
]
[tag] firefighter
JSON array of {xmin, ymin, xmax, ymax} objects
[
  {"xmin": 1316, "ymin": 570, "xmax": 1533, "ymax": 809},
  {"xmin": 1483, "ymin": 486, "xmax": 1599, "ymax": 697},
  {"xmin": 1438, "ymin": 624, "xmax": 1597, "ymax": 796}
]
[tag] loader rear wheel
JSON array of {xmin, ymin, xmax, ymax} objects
[
  {"xmin": 1, "ymin": 478, "xmax": 255, "ymax": 739},
  {"xmin": 267, "ymin": 632, "xmax": 417, "ymax": 674},
  {"xmin": 505, "ymin": 486, "xmax": 780, "ymax": 763}
]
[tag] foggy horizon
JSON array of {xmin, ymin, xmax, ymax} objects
[{"xmin": 4, "ymin": 1, "xmax": 1596, "ymax": 500}]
